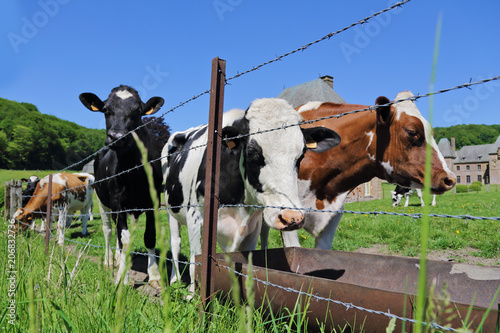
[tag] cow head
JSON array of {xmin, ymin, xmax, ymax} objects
[
  {"xmin": 12, "ymin": 208, "xmax": 35, "ymax": 233},
  {"xmin": 223, "ymin": 98, "xmax": 341, "ymax": 231},
  {"xmin": 79, "ymin": 85, "xmax": 164, "ymax": 150},
  {"xmin": 390, "ymin": 191, "xmax": 404, "ymax": 207},
  {"xmin": 21, "ymin": 176, "xmax": 40, "ymax": 207},
  {"xmin": 375, "ymin": 91, "xmax": 456, "ymax": 194}
]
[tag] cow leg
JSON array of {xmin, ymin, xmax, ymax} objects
[
  {"xmin": 417, "ymin": 189, "xmax": 425, "ymax": 207},
  {"xmin": 260, "ymin": 223, "xmax": 270, "ymax": 249},
  {"xmin": 98, "ymin": 200, "xmax": 114, "ymax": 267},
  {"xmin": 404, "ymin": 193, "xmax": 410, "ymax": 207},
  {"xmin": 81, "ymin": 200, "xmax": 93, "ymax": 236},
  {"xmin": 116, "ymin": 212, "xmax": 130, "ymax": 285},
  {"xmin": 89, "ymin": 201, "xmax": 94, "ymax": 221},
  {"xmin": 40, "ymin": 219, "xmax": 46, "ymax": 232},
  {"xmin": 144, "ymin": 210, "xmax": 160, "ymax": 286},
  {"xmin": 315, "ymin": 212, "xmax": 343, "ymax": 250},
  {"xmin": 187, "ymin": 216, "xmax": 202, "ymax": 297},
  {"xmin": 236, "ymin": 210, "xmax": 262, "ymax": 252},
  {"xmin": 169, "ymin": 214, "xmax": 182, "ymax": 285},
  {"xmin": 431, "ymin": 195, "xmax": 436, "ymax": 206}
]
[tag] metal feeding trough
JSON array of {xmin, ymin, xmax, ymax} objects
[{"xmin": 195, "ymin": 247, "xmax": 500, "ymax": 332}]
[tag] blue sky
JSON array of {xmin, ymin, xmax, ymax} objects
[{"xmin": 2, "ymin": 0, "xmax": 499, "ymax": 133}]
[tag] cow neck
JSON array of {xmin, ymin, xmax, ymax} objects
[{"xmin": 299, "ymin": 104, "xmax": 380, "ymax": 202}]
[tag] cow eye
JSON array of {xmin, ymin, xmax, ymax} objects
[{"xmin": 405, "ymin": 129, "xmax": 418, "ymax": 138}]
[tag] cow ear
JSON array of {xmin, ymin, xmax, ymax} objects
[
  {"xmin": 143, "ymin": 97, "xmax": 164, "ymax": 116},
  {"xmin": 375, "ymin": 96, "xmax": 393, "ymax": 125},
  {"xmin": 302, "ymin": 127, "xmax": 341, "ymax": 153},
  {"xmin": 221, "ymin": 126, "xmax": 242, "ymax": 151},
  {"xmin": 79, "ymin": 93, "xmax": 104, "ymax": 112},
  {"xmin": 21, "ymin": 178, "xmax": 28, "ymax": 183}
]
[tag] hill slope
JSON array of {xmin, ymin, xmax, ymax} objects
[{"xmin": 0, "ymin": 98, "xmax": 106, "ymax": 170}]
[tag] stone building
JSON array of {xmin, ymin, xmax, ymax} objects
[
  {"xmin": 449, "ymin": 136, "xmax": 500, "ymax": 185},
  {"xmin": 276, "ymin": 75, "xmax": 382, "ymax": 202}
]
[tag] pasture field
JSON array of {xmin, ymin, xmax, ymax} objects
[{"xmin": 1, "ymin": 171, "xmax": 499, "ymax": 331}]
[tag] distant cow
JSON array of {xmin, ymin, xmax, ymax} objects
[
  {"xmin": 163, "ymin": 98, "xmax": 341, "ymax": 294},
  {"xmin": 13, "ymin": 172, "xmax": 94, "ymax": 245},
  {"xmin": 391, "ymin": 185, "xmax": 436, "ymax": 207},
  {"xmin": 20, "ymin": 175, "xmax": 40, "ymax": 207},
  {"xmin": 268, "ymin": 91, "xmax": 456, "ymax": 249},
  {"xmin": 80, "ymin": 85, "xmax": 164, "ymax": 286}
]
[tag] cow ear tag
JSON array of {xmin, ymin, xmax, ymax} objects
[
  {"xmin": 145, "ymin": 107, "xmax": 154, "ymax": 115},
  {"xmin": 306, "ymin": 141, "xmax": 318, "ymax": 149},
  {"xmin": 226, "ymin": 140, "xmax": 236, "ymax": 150},
  {"xmin": 91, "ymin": 103, "xmax": 100, "ymax": 111}
]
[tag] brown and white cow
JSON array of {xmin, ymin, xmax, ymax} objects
[
  {"xmin": 13, "ymin": 172, "xmax": 94, "ymax": 245},
  {"xmin": 261, "ymin": 91, "xmax": 456, "ymax": 249}
]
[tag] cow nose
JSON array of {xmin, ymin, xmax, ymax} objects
[
  {"xmin": 278, "ymin": 210, "xmax": 305, "ymax": 231},
  {"xmin": 443, "ymin": 175, "xmax": 456, "ymax": 189},
  {"xmin": 107, "ymin": 131, "xmax": 123, "ymax": 142}
]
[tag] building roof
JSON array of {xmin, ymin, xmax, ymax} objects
[
  {"xmin": 454, "ymin": 135, "xmax": 500, "ymax": 164},
  {"xmin": 277, "ymin": 76, "xmax": 346, "ymax": 108},
  {"xmin": 437, "ymin": 138, "xmax": 456, "ymax": 158}
]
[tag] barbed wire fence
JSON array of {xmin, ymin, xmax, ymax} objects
[{"xmin": 5, "ymin": 0, "xmax": 499, "ymax": 330}]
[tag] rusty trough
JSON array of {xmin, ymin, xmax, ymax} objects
[{"xmin": 195, "ymin": 247, "xmax": 500, "ymax": 332}]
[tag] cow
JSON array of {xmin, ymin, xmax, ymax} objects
[
  {"xmin": 262, "ymin": 91, "xmax": 456, "ymax": 250},
  {"xmin": 391, "ymin": 185, "xmax": 437, "ymax": 207},
  {"xmin": 79, "ymin": 85, "xmax": 164, "ymax": 286},
  {"xmin": 20, "ymin": 175, "xmax": 40, "ymax": 207},
  {"xmin": 163, "ymin": 98, "xmax": 341, "ymax": 294},
  {"xmin": 13, "ymin": 172, "xmax": 94, "ymax": 245}
]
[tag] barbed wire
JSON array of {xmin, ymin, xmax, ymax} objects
[
  {"xmin": 55, "ymin": 0, "xmax": 413, "ymax": 175},
  {"xmin": 222, "ymin": 75, "xmax": 500, "ymax": 142},
  {"xmin": 14, "ymin": 217, "xmax": 459, "ymax": 332},
  {"xmin": 225, "ymin": 0, "xmax": 412, "ymax": 83}
]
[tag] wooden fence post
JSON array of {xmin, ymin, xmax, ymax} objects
[
  {"xmin": 201, "ymin": 57, "xmax": 226, "ymax": 315},
  {"xmin": 10, "ymin": 180, "xmax": 22, "ymax": 220},
  {"xmin": 4, "ymin": 181, "xmax": 11, "ymax": 220}
]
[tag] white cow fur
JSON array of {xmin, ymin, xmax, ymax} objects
[
  {"xmin": 164, "ymin": 100, "xmax": 308, "ymax": 295},
  {"xmin": 392, "ymin": 189, "xmax": 437, "ymax": 207}
]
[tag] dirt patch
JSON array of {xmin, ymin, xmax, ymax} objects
[{"xmin": 354, "ymin": 245, "xmax": 500, "ymax": 266}]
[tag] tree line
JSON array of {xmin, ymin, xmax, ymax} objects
[
  {"xmin": 0, "ymin": 98, "xmax": 170, "ymax": 170},
  {"xmin": 433, "ymin": 124, "xmax": 500, "ymax": 150}
]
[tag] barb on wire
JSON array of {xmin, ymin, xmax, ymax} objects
[
  {"xmin": 56, "ymin": 1, "xmax": 411, "ymax": 175},
  {"xmin": 225, "ymin": 0, "xmax": 413, "ymax": 83}
]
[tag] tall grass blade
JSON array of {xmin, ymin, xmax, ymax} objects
[{"xmin": 415, "ymin": 12, "xmax": 443, "ymax": 333}]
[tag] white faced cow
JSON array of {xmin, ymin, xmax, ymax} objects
[
  {"xmin": 13, "ymin": 172, "xmax": 94, "ymax": 245},
  {"xmin": 263, "ymin": 91, "xmax": 456, "ymax": 250},
  {"xmin": 162, "ymin": 98, "xmax": 341, "ymax": 294},
  {"xmin": 391, "ymin": 185, "xmax": 437, "ymax": 207},
  {"xmin": 79, "ymin": 85, "xmax": 164, "ymax": 286}
]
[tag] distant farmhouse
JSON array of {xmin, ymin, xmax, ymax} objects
[
  {"xmin": 277, "ymin": 75, "xmax": 382, "ymax": 202},
  {"xmin": 438, "ymin": 136, "xmax": 500, "ymax": 185}
]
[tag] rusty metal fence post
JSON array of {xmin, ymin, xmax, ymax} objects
[
  {"xmin": 45, "ymin": 174, "xmax": 53, "ymax": 255},
  {"xmin": 201, "ymin": 57, "xmax": 226, "ymax": 313}
]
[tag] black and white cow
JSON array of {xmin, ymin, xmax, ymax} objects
[
  {"xmin": 21, "ymin": 175, "xmax": 40, "ymax": 207},
  {"xmin": 163, "ymin": 98, "xmax": 341, "ymax": 294},
  {"xmin": 391, "ymin": 185, "xmax": 436, "ymax": 207},
  {"xmin": 80, "ymin": 85, "xmax": 164, "ymax": 286}
]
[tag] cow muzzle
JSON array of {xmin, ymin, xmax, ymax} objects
[
  {"xmin": 106, "ymin": 131, "xmax": 127, "ymax": 149},
  {"xmin": 432, "ymin": 172, "xmax": 457, "ymax": 194},
  {"xmin": 275, "ymin": 209, "xmax": 305, "ymax": 231}
]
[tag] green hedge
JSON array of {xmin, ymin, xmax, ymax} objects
[
  {"xmin": 470, "ymin": 181, "xmax": 482, "ymax": 192},
  {"xmin": 456, "ymin": 185, "xmax": 468, "ymax": 193}
]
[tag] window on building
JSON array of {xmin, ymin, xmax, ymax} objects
[
  {"xmin": 456, "ymin": 165, "xmax": 460, "ymax": 171},
  {"xmin": 466, "ymin": 165, "xmax": 470, "ymax": 171},
  {"xmin": 477, "ymin": 165, "xmax": 481, "ymax": 170},
  {"xmin": 457, "ymin": 176, "xmax": 461, "ymax": 184},
  {"xmin": 466, "ymin": 175, "xmax": 471, "ymax": 183},
  {"xmin": 477, "ymin": 175, "xmax": 482, "ymax": 183},
  {"xmin": 364, "ymin": 181, "xmax": 372, "ymax": 196}
]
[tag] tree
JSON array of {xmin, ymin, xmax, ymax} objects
[{"xmin": 143, "ymin": 116, "xmax": 171, "ymax": 153}]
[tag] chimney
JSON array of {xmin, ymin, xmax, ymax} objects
[
  {"xmin": 320, "ymin": 75, "xmax": 333, "ymax": 89},
  {"xmin": 451, "ymin": 137, "xmax": 456, "ymax": 154}
]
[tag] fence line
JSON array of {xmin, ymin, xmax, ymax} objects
[
  {"xmin": 16, "ymin": 218, "xmax": 459, "ymax": 332},
  {"xmin": 56, "ymin": 0, "xmax": 413, "ymax": 175}
]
